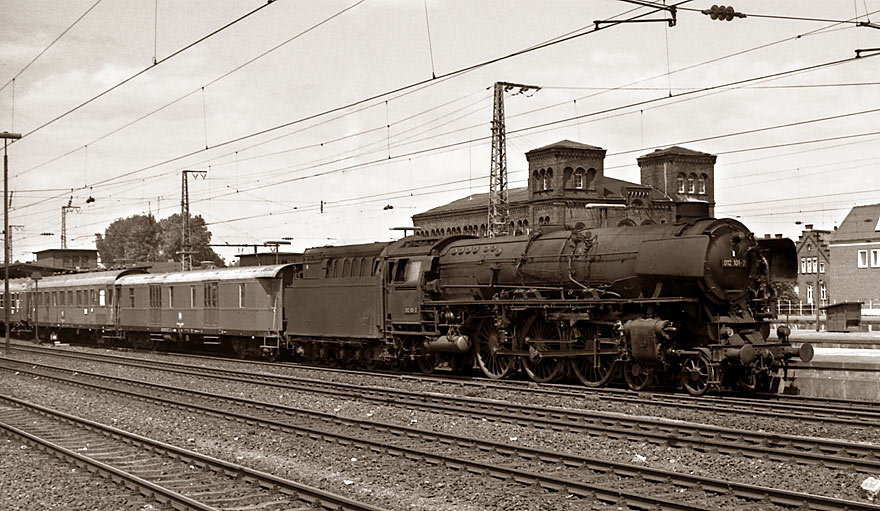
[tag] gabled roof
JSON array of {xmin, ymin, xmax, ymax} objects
[
  {"xmin": 831, "ymin": 204, "xmax": 880, "ymax": 243},
  {"xmin": 414, "ymin": 177, "xmax": 671, "ymax": 219},
  {"xmin": 526, "ymin": 140, "xmax": 605, "ymax": 154},
  {"xmin": 414, "ymin": 187, "xmax": 531, "ymax": 217}
]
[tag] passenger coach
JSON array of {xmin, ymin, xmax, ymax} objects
[{"xmin": 114, "ymin": 264, "xmax": 295, "ymax": 357}]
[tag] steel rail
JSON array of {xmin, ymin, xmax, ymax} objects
[
  {"xmin": 8, "ymin": 346, "xmax": 880, "ymax": 472},
  {"xmin": 13, "ymin": 342, "xmax": 880, "ymax": 423},
  {"xmin": 3, "ymin": 361, "xmax": 877, "ymax": 511},
  {"xmin": 0, "ymin": 417, "xmax": 219, "ymax": 511},
  {"xmin": 0, "ymin": 393, "xmax": 390, "ymax": 511}
]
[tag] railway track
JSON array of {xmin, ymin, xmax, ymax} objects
[
  {"xmin": 11, "ymin": 341, "xmax": 880, "ymax": 427},
  {"xmin": 2, "ymin": 359, "xmax": 877, "ymax": 511},
  {"xmin": 6, "ymin": 346, "xmax": 880, "ymax": 472},
  {"xmin": 0, "ymin": 394, "xmax": 388, "ymax": 511}
]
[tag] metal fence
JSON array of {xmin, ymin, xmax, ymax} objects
[{"xmin": 776, "ymin": 299, "xmax": 880, "ymax": 317}]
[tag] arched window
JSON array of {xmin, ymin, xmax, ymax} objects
[
  {"xmin": 479, "ymin": 224, "xmax": 486, "ymax": 236},
  {"xmin": 545, "ymin": 168, "xmax": 553, "ymax": 190},
  {"xmin": 540, "ymin": 169, "xmax": 548, "ymax": 191},
  {"xmin": 359, "ymin": 258, "xmax": 368, "ymax": 277},
  {"xmin": 676, "ymin": 173, "xmax": 685, "ymax": 193},
  {"xmin": 697, "ymin": 174, "xmax": 707, "ymax": 194},
  {"xmin": 573, "ymin": 167, "xmax": 585, "ymax": 189},
  {"xmin": 533, "ymin": 170, "xmax": 540, "ymax": 192},
  {"xmin": 515, "ymin": 220, "xmax": 523, "ymax": 235},
  {"xmin": 586, "ymin": 168, "xmax": 597, "ymax": 191},
  {"xmin": 687, "ymin": 174, "xmax": 696, "ymax": 193},
  {"xmin": 522, "ymin": 219, "xmax": 529, "ymax": 234}
]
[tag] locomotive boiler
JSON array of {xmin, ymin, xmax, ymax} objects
[{"xmin": 412, "ymin": 217, "xmax": 812, "ymax": 395}]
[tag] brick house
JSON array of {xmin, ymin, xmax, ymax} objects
[
  {"xmin": 828, "ymin": 204, "xmax": 880, "ymax": 308},
  {"xmin": 793, "ymin": 225, "xmax": 831, "ymax": 306},
  {"xmin": 411, "ymin": 141, "xmax": 716, "ymax": 236},
  {"xmin": 34, "ymin": 248, "xmax": 98, "ymax": 271}
]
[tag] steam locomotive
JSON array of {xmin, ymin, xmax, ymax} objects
[{"xmin": 5, "ymin": 214, "xmax": 812, "ymax": 395}]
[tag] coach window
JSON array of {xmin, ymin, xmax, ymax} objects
[
  {"xmin": 238, "ymin": 283, "xmax": 245, "ymax": 308},
  {"xmin": 99, "ymin": 289, "xmax": 106, "ymax": 307},
  {"xmin": 168, "ymin": 287, "xmax": 175, "ymax": 308},
  {"xmin": 858, "ymin": 250, "xmax": 869, "ymax": 268},
  {"xmin": 52, "ymin": 292, "xmax": 57, "ymax": 306},
  {"xmin": 76, "ymin": 290, "xmax": 82, "ymax": 306},
  {"xmin": 190, "ymin": 286, "xmax": 196, "ymax": 308},
  {"xmin": 129, "ymin": 288, "xmax": 135, "ymax": 308}
]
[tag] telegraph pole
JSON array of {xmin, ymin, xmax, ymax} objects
[
  {"xmin": 487, "ymin": 82, "xmax": 539, "ymax": 237},
  {"xmin": 180, "ymin": 170, "xmax": 207, "ymax": 271},
  {"xmin": 2, "ymin": 131, "xmax": 22, "ymax": 353},
  {"xmin": 61, "ymin": 197, "xmax": 80, "ymax": 249}
]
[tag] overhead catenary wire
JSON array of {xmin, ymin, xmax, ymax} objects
[
  {"xmin": 13, "ymin": 0, "xmax": 281, "ymax": 142},
  {"xmin": 13, "ymin": 1, "xmax": 694, "ymax": 211},
  {"xmin": 13, "ymin": 48, "xmax": 880, "ymax": 231},
  {"xmin": 0, "ymin": 0, "xmax": 104, "ymax": 95}
]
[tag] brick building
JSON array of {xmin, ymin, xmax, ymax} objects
[
  {"xmin": 412, "ymin": 141, "xmax": 716, "ymax": 236},
  {"xmin": 34, "ymin": 248, "xmax": 98, "ymax": 271},
  {"xmin": 828, "ymin": 204, "xmax": 880, "ymax": 307},
  {"xmin": 793, "ymin": 224, "xmax": 831, "ymax": 306}
]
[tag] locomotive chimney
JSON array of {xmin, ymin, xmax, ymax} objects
[
  {"xmin": 674, "ymin": 201, "xmax": 709, "ymax": 222},
  {"xmin": 763, "ymin": 234, "xmax": 771, "ymax": 239},
  {"xmin": 775, "ymin": 234, "xmax": 783, "ymax": 238}
]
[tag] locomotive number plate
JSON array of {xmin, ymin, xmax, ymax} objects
[
  {"xmin": 403, "ymin": 307, "xmax": 419, "ymax": 314},
  {"xmin": 721, "ymin": 258, "xmax": 747, "ymax": 268}
]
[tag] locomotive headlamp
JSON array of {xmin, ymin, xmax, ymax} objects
[{"xmin": 776, "ymin": 325, "xmax": 791, "ymax": 341}]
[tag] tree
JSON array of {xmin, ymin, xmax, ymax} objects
[
  {"xmin": 158, "ymin": 213, "xmax": 225, "ymax": 267},
  {"xmin": 95, "ymin": 213, "xmax": 224, "ymax": 268},
  {"xmin": 96, "ymin": 214, "xmax": 161, "ymax": 265}
]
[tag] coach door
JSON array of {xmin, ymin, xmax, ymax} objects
[
  {"xmin": 204, "ymin": 282, "xmax": 219, "ymax": 327},
  {"xmin": 149, "ymin": 285, "xmax": 162, "ymax": 326}
]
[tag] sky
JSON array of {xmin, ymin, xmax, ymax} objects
[{"xmin": 1, "ymin": 0, "xmax": 879, "ymax": 265}]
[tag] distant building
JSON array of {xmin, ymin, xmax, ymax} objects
[
  {"xmin": 828, "ymin": 204, "xmax": 880, "ymax": 308},
  {"xmin": 411, "ymin": 141, "xmax": 717, "ymax": 236},
  {"xmin": 34, "ymin": 248, "xmax": 98, "ymax": 271},
  {"xmin": 236, "ymin": 252, "xmax": 302, "ymax": 267},
  {"xmin": 793, "ymin": 224, "xmax": 831, "ymax": 306}
]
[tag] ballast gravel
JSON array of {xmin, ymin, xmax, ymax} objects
[
  {"xmin": 0, "ymin": 435, "xmax": 156, "ymax": 510},
  {"xmin": 2, "ymin": 344, "xmax": 878, "ymax": 508}
]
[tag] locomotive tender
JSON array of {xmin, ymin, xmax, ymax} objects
[{"xmin": 4, "ymin": 214, "xmax": 812, "ymax": 395}]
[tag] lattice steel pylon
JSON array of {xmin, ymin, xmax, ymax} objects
[
  {"xmin": 180, "ymin": 169, "xmax": 207, "ymax": 271},
  {"xmin": 61, "ymin": 197, "xmax": 80, "ymax": 249},
  {"xmin": 487, "ymin": 82, "xmax": 539, "ymax": 237}
]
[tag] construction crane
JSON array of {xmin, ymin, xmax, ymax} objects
[{"xmin": 487, "ymin": 81, "xmax": 539, "ymax": 237}]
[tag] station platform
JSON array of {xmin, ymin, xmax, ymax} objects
[{"xmin": 777, "ymin": 345, "xmax": 880, "ymax": 401}]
